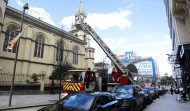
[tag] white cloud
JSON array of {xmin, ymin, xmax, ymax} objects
[
  {"xmin": 16, "ymin": 0, "xmax": 56, "ymax": 26},
  {"xmin": 116, "ymin": 38, "xmax": 127, "ymax": 47},
  {"xmin": 28, "ymin": 7, "xmax": 56, "ymax": 26},
  {"xmin": 163, "ymin": 34, "xmax": 170, "ymax": 39},
  {"xmin": 16, "ymin": 0, "xmax": 24, "ymax": 6},
  {"xmin": 129, "ymin": 43, "xmax": 142, "ymax": 47},
  {"xmin": 126, "ymin": 2, "xmax": 134, "ymax": 9},
  {"xmin": 145, "ymin": 40, "xmax": 171, "ymax": 46},
  {"xmin": 60, "ymin": 9, "xmax": 132, "ymax": 30},
  {"xmin": 144, "ymin": 34, "xmax": 152, "ymax": 38},
  {"xmin": 91, "ymin": 37, "xmax": 127, "ymax": 62},
  {"xmin": 60, "ymin": 16, "xmax": 75, "ymax": 30},
  {"xmin": 129, "ymin": 39, "xmax": 171, "ymax": 47},
  {"xmin": 87, "ymin": 9, "xmax": 131, "ymax": 30}
]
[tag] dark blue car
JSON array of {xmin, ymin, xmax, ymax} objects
[
  {"xmin": 38, "ymin": 92, "xmax": 120, "ymax": 111},
  {"xmin": 142, "ymin": 89, "xmax": 153, "ymax": 105},
  {"xmin": 111, "ymin": 85, "xmax": 146, "ymax": 111}
]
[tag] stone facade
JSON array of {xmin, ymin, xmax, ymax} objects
[{"xmin": 0, "ymin": 1, "xmax": 94, "ymax": 80}]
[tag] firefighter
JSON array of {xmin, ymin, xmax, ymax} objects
[{"xmin": 117, "ymin": 73, "xmax": 128, "ymax": 85}]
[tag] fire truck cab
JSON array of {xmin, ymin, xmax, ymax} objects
[
  {"xmin": 61, "ymin": 69, "xmax": 96, "ymax": 98},
  {"xmin": 144, "ymin": 83, "xmax": 153, "ymax": 88}
]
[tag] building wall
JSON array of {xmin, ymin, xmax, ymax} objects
[{"xmin": 164, "ymin": 0, "xmax": 190, "ymax": 89}]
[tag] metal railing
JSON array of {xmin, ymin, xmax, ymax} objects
[{"xmin": 0, "ymin": 72, "xmax": 52, "ymax": 85}]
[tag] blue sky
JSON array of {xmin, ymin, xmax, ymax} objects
[{"xmin": 8, "ymin": 0, "xmax": 172, "ymax": 76}]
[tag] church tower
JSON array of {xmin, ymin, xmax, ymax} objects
[
  {"xmin": 75, "ymin": 0, "xmax": 87, "ymax": 23},
  {"xmin": 70, "ymin": 0, "xmax": 95, "ymax": 69}
]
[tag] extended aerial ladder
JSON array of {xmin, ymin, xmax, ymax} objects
[{"xmin": 75, "ymin": 20, "xmax": 133, "ymax": 85}]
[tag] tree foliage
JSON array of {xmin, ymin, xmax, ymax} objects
[
  {"xmin": 31, "ymin": 73, "xmax": 39, "ymax": 84},
  {"xmin": 160, "ymin": 75, "xmax": 174, "ymax": 85},
  {"xmin": 49, "ymin": 61, "xmax": 73, "ymax": 81}
]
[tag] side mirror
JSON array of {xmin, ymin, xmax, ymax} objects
[{"xmin": 96, "ymin": 105, "xmax": 103, "ymax": 111}]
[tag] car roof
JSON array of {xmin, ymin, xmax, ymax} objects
[
  {"xmin": 144, "ymin": 87, "xmax": 154, "ymax": 88},
  {"xmin": 71, "ymin": 91, "xmax": 113, "ymax": 97},
  {"xmin": 117, "ymin": 85, "xmax": 139, "ymax": 87}
]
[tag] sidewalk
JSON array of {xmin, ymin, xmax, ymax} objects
[
  {"xmin": 145, "ymin": 93, "xmax": 190, "ymax": 111},
  {"xmin": 0, "ymin": 94, "xmax": 59, "ymax": 110}
]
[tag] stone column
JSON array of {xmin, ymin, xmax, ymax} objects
[{"xmin": 39, "ymin": 71, "xmax": 46, "ymax": 92}]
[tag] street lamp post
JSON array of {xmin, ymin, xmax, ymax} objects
[{"xmin": 8, "ymin": 3, "xmax": 29, "ymax": 107}]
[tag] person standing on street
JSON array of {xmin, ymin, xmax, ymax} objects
[
  {"xmin": 175, "ymin": 87, "xmax": 180, "ymax": 101},
  {"xmin": 179, "ymin": 86, "xmax": 184, "ymax": 95},
  {"xmin": 170, "ymin": 87, "xmax": 174, "ymax": 95},
  {"xmin": 50, "ymin": 80, "xmax": 55, "ymax": 95}
]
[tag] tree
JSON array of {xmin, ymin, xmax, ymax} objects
[
  {"xmin": 31, "ymin": 73, "xmax": 39, "ymax": 84},
  {"xmin": 164, "ymin": 73, "xmax": 168, "ymax": 76},
  {"xmin": 49, "ymin": 61, "xmax": 73, "ymax": 81},
  {"xmin": 160, "ymin": 75, "xmax": 174, "ymax": 85}
]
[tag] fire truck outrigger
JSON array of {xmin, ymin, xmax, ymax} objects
[{"xmin": 61, "ymin": 20, "xmax": 136, "ymax": 97}]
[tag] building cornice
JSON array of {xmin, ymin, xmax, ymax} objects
[
  {"xmin": 5, "ymin": 6, "xmax": 86, "ymax": 45},
  {"xmin": 85, "ymin": 47, "xmax": 95, "ymax": 52},
  {"xmin": 172, "ymin": 0, "xmax": 189, "ymax": 19},
  {"xmin": 69, "ymin": 28, "xmax": 89, "ymax": 34}
]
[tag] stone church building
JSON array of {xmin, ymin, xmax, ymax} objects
[{"xmin": 0, "ymin": 0, "xmax": 95, "ymax": 81}]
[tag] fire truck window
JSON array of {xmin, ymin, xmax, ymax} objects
[
  {"xmin": 69, "ymin": 75, "xmax": 73, "ymax": 81},
  {"xmin": 89, "ymin": 73, "xmax": 94, "ymax": 82},
  {"xmin": 65, "ymin": 71, "xmax": 85, "ymax": 83},
  {"xmin": 87, "ymin": 72, "xmax": 93, "ymax": 83}
]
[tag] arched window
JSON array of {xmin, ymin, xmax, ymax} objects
[
  {"xmin": 73, "ymin": 47, "xmax": 78, "ymax": 65},
  {"xmin": 56, "ymin": 40, "xmax": 64, "ymax": 62},
  {"xmin": 89, "ymin": 50, "xmax": 91, "ymax": 58},
  {"xmin": 84, "ymin": 34, "xmax": 86, "ymax": 41},
  {"xmin": 34, "ymin": 35, "xmax": 44, "ymax": 58},
  {"xmin": 3, "ymin": 25, "xmax": 18, "ymax": 53}
]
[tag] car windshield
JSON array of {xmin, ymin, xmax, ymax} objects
[
  {"xmin": 115, "ymin": 86, "xmax": 133, "ymax": 94},
  {"xmin": 65, "ymin": 71, "xmax": 85, "ymax": 83},
  {"xmin": 145, "ymin": 87, "xmax": 154, "ymax": 91},
  {"xmin": 58, "ymin": 93, "xmax": 95, "ymax": 110}
]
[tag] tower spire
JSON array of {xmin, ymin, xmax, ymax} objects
[{"xmin": 75, "ymin": 0, "xmax": 87, "ymax": 23}]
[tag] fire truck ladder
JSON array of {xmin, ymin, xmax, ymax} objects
[{"xmin": 75, "ymin": 21, "xmax": 133, "ymax": 83}]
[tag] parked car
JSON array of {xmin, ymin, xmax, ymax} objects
[
  {"xmin": 111, "ymin": 85, "xmax": 146, "ymax": 111},
  {"xmin": 155, "ymin": 88, "xmax": 160, "ymax": 98},
  {"xmin": 144, "ymin": 87, "xmax": 156, "ymax": 99},
  {"xmin": 142, "ymin": 89, "xmax": 153, "ymax": 105},
  {"xmin": 38, "ymin": 92, "xmax": 119, "ymax": 111}
]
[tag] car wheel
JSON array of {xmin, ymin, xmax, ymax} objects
[
  {"xmin": 148, "ymin": 99, "xmax": 151, "ymax": 105},
  {"xmin": 119, "ymin": 108, "xmax": 126, "ymax": 111},
  {"xmin": 143, "ymin": 100, "xmax": 146, "ymax": 109},
  {"xmin": 132, "ymin": 103, "xmax": 137, "ymax": 111}
]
